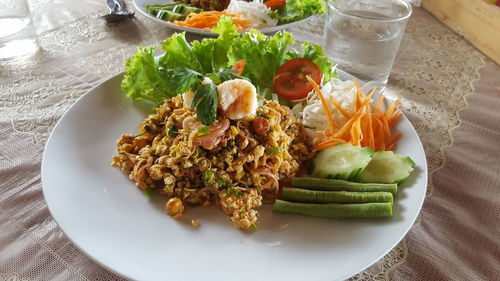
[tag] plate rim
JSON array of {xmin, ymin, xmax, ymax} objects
[{"xmin": 41, "ymin": 71, "xmax": 427, "ymax": 281}]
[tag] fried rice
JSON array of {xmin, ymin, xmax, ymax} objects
[{"xmin": 111, "ymin": 95, "xmax": 313, "ymax": 229}]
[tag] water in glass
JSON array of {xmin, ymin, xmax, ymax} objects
[{"xmin": 323, "ymin": 0, "xmax": 411, "ymax": 85}]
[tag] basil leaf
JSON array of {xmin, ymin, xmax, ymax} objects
[
  {"xmin": 166, "ymin": 67, "xmax": 203, "ymax": 94},
  {"xmin": 192, "ymin": 83, "xmax": 218, "ymax": 125},
  {"xmin": 214, "ymin": 69, "xmax": 249, "ymax": 84}
]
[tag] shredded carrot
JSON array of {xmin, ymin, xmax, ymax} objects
[
  {"xmin": 366, "ymin": 102, "xmax": 374, "ymax": 149},
  {"xmin": 385, "ymin": 100, "xmax": 401, "ymax": 119},
  {"xmin": 388, "ymin": 110, "xmax": 402, "ymax": 128},
  {"xmin": 173, "ymin": 11, "xmax": 252, "ymax": 31},
  {"xmin": 355, "ymin": 89, "xmax": 362, "ymax": 110},
  {"xmin": 387, "ymin": 133, "xmax": 402, "ymax": 147},
  {"xmin": 311, "ymin": 80, "xmax": 403, "ymax": 152},
  {"xmin": 329, "ymin": 96, "xmax": 351, "ymax": 119}
]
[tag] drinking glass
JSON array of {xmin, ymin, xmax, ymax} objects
[
  {"xmin": 0, "ymin": 0, "xmax": 39, "ymax": 61},
  {"xmin": 323, "ymin": 0, "xmax": 412, "ymax": 85}
]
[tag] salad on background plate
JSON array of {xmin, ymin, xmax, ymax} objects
[
  {"xmin": 134, "ymin": 0, "xmax": 324, "ymax": 34},
  {"xmin": 112, "ymin": 18, "xmax": 416, "ymax": 229}
]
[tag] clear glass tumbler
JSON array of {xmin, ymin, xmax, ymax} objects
[
  {"xmin": 323, "ymin": 0, "xmax": 412, "ymax": 85},
  {"xmin": 0, "ymin": 0, "xmax": 39, "ymax": 61}
]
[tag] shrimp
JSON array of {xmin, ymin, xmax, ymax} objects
[{"xmin": 217, "ymin": 79, "xmax": 258, "ymax": 120}]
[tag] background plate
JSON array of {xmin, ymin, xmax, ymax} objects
[
  {"xmin": 133, "ymin": 0, "xmax": 314, "ymax": 35},
  {"xmin": 42, "ymin": 71, "xmax": 427, "ymax": 281}
]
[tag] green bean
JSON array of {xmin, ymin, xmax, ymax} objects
[
  {"xmin": 291, "ymin": 177, "xmax": 397, "ymax": 196},
  {"xmin": 283, "ymin": 188, "xmax": 393, "ymax": 204},
  {"xmin": 272, "ymin": 200, "xmax": 392, "ymax": 218}
]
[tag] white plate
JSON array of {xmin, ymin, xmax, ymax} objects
[
  {"xmin": 42, "ymin": 71, "xmax": 427, "ymax": 281},
  {"xmin": 133, "ymin": 0, "xmax": 314, "ymax": 36}
]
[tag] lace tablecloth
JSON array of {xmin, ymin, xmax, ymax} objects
[{"xmin": 1, "ymin": 1, "xmax": 499, "ymax": 280}]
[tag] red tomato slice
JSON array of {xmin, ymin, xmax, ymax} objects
[{"xmin": 273, "ymin": 58, "xmax": 322, "ymax": 100}]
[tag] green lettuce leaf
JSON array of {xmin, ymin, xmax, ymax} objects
[
  {"xmin": 269, "ymin": 0, "xmax": 326, "ymax": 25},
  {"xmin": 159, "ymin": 33, "xmax": 203, "ymax": 73},
  {"xmin": 286, "ymin": 42, "xmax": 334, "ymax": 81},
  {"xmin": 192, "ymin": 39, "xmax": 215, "ymax": 74},
  {"xmin": 211, "ymin": 16, "xmax": 240, "ymax": 72},
  {"xmin": 121, "ymin": 46, "xmax": 174, "ymax": 105},
  {"xmin": 227, "ymin": 29, "xmax": 295, "ymax": 99}
]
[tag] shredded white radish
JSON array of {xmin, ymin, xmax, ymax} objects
[
  {"xmin": 227, "ymin": 0, "xmax": 278, "ymax": 29},
  {"xmin": 293, "ymin": 79, "xmax": 358, "ymax": 136}
]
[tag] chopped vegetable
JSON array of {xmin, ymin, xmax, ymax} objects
[
  {"xmin": 310, "ymin": 143, "xmax": 373, "ymax": 180},
  {"xmin": 197, "ymin": 126, "xmax": 210, "ymax": 136},
  {"xmin": 282, "ymin": 188, "xmax": 393, "ymax": 204},
  {"xmin": 307, "ymin": 77, "xmax": 403, "ymax": 151},
  {"xmin": 273, "ymin": 58, "xmax": 321, "ymax": 100},
  {"xmin": 226, "ymin": 188, "xmax": 244, "ymax": 198},
  {"xmin": 273, "ymin": 200, "xmax": 393, "ymax": 218},
  {"xmin": 267, "ymin": 146, "xmax": 280, "ymax": 155},
  {"xmin": 143, "ymin": 189, "xmax": 156, "ymax": 198},
  {"xmin": 173, "ymin": 11, "xmax": 253, "ymax": 31},
  {"xmin": 356, "ymin": 151, "xmax": 416, "ymax": 184},
  {"xmin": 291, "ymin": 177, "xmax": 398, "ymax": 195},
  {"xmin": 203, "ymin": 169, "xmax": 215, "ymax": 181}
]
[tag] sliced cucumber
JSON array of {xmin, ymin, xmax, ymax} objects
[
  {"xmin": 310, "ymin": 144, "xmax": 373, "ymax": 180},
  {"xmin": 156, "ymin": 10, "xmax": 184, "ymax": 21},
  {"xmin": 183, "ymin": 6, "xmax": 203, "ymax": 15},
  {"xmin": 356, "ymin": 151, "xmax": 415, "ymax": 184}
]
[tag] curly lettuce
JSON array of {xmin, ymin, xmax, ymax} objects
[{"xmin": 269, "ymin": 0, "xmax": 326, "ymax": 25}]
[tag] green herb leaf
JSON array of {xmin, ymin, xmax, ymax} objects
[
  {"xmin": 197, "ymin": 126, "xmax": 210, "ymax": 136},
  {"xmin": 163, "ymin": 185, "xmax": 174, "ymax": 194},
  {"xmin": 166, "ymin": 67, "xmax": 203, "ymax": 94},
  {"xmin": 167, "ymin": 126, "xmax": 178, "ymax": 137},
  {"xmin": 216, "ymin": 177, "xmax": 227, "ymax": 188},
  {"xmin": 203, "ymin": 170, "xmax": 215, "ymax": 181},
  {"xmin": 226, "ymin": 188, "xmax": 243, "ymax": 198},
  {"xmin": 192, "ymin": 83, "xmax": 218, "ymax": 125},
  {"xmin": 257, "ymin": 111, "xmax": 270, "ymax": 120},
  {"xmin": 214, "ymin": 69, "xmax": 249, "ymax": 84},
  {"xmin": 143, "ymin": 189, "xmax": 156, "ymax": 198},
  {"xmin": 267, "ymin": 146, "xmax": 279, "ymax": 155}
]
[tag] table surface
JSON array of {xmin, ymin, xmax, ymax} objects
[{"xmin": 1, "ymin": 1, "xmax": 499, "ymax": 280}]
